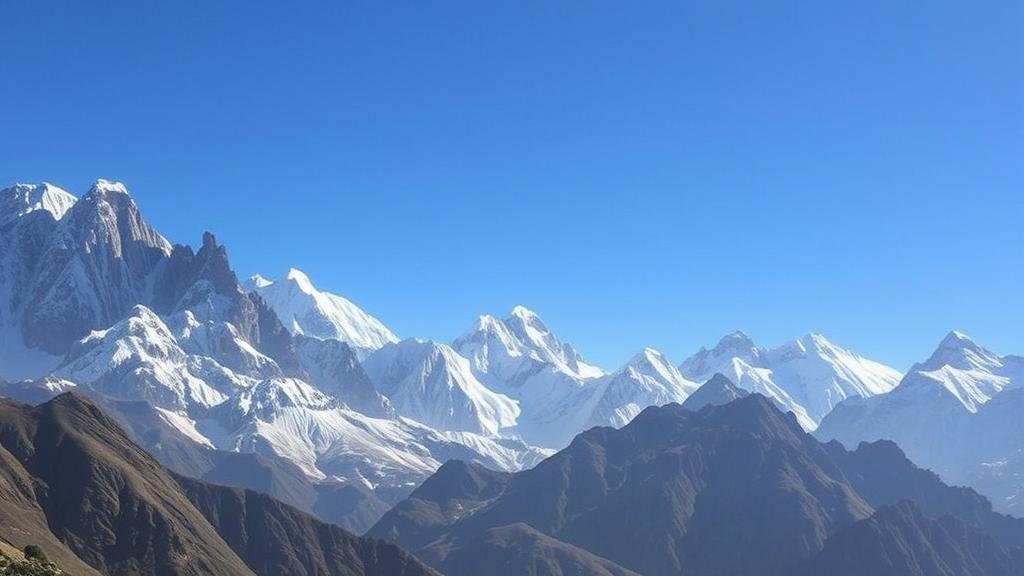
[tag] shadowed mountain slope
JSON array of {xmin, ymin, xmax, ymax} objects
[
  {"xmin": 372, "ymin": 394, "xmax": 1024, "ymax": 576},
  {"xmin": 0, "ymin": 393, "xmax": 437, "ymax": 576}
]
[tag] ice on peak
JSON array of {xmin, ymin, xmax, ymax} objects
[
  {"xmin": 507, "ymin": 305, "xmax": 548, "ymax": 330},
  {"xmin": 251, "ymin": 268, "xmax": 398, "ymax": 357},
  {"xmin": 0, "ymin": 181, "xmax": 78, "ymax": 224},
  {"xmin": 89, "ymin": 178, "xmax": 130, "ymax": 196},
  {"xmin": 940, "ymin": 330, "xmax": 976, "ymax": 348},
  {"xmin": 920, "ymin": 330, "xmax": 1000, "ymax": 373},
  {"xmin": 715, "ymin": 330, "xmax": 756, "ymax": 350},
  {"xmin": 247, "ymin": 273, "xmax": 273, "ymax": 289},
  {"xmin": 510, "ymin": 304, "xmax": 538, "ymax": 319},
  {"xmin": 128, "ymin": 303, "xmax": 160, "ymax": 319},
  {"xmin": 282, "ymin": 267, "xmax": 319, "ymax": 294},
  {"xmin": 629, "ymin": 347, "xmax": 668, "ymax": 367},
  {"xmin": 474, "ymin": 314, "xmax": 503, "ymax": 330}
]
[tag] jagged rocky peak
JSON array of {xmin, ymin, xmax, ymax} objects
[
  {"xmin": 14, "ymin": 178, "xmax": 176, "ymax": 355},
  {"xmin": 69, "ymin": 178, "xmax": 172, "ymax": 254}
]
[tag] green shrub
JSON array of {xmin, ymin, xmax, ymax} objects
[{"xmin": 20, "ymin": 546, "xmax": 45, "ymax": 563}]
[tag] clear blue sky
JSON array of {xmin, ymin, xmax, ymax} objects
[{"xmin": 2, "ymin": 1, "xmax": 1021, "ymax": 370}]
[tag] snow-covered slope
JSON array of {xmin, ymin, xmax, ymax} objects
[
  {"xmin": 817, "ymin": 331, "xmax": 1024, "ymax": 513},
  {"xmin": 363, "ymin": 339, "xmax": 520, "ymax": 436},
  {"xmin": 204, "ymin": 376, "xmax": 548, "ymax": 486},
  {"xmin": 167, "ymin": 310, "xmax": 283, "ymax": 379},
  {"xmin": 248, "ymin": 268, "xmax": 397, "ymax": 359},
  {"xmin": 293, "ymin": 333, "xmax": 393, "ymax": 417},
  {"xmin": 455, "ymin": 306, "xmax": 602, "ymax": 385},
  {"xmin": 584, "ymin": 347, "xmax": 699, "ymax": 428},
  {"xmin": 54, "ymin": 305, "xmax": 239, "ymax": 410},
  {"xmin": 899, "ymin": 330, "xmax": 1020, "ymax": 411},
  {"xmin": 679, "ymin": 331, "xmax": 900, "ymax": 429},
  {"xmin": 0, "ymin": 182, "xmax": 77, "ymax": 225},
  {"xmin": 818, "ymin": 331, "xmax": 1024, "ymax": 449},
  {"xmin": 453, "ymin": 306, "xmax": 605, "ymax": 447}
]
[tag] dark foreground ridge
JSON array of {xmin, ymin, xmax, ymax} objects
[
  {"xmin": 0, "ymin": 393, "xmax": 438, "ymax": 576},
  {"xmin": 370, "ymin": 392, "xmax": 1024, "ymax": 576}
]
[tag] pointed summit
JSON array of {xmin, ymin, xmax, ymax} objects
[
  {"xmin": 682, "ymin": 373, "xmax": 750, "ymax": 411},
  {"xmin": 920, "ymin": 330, "xmax": 1002, "ymax": 373},
  {"xmin": 245, "ymin": 273, "xmax": 273, "ymax": 290},
  {"xmin": 250, "ymin": 268, "xmax": 397, "ymax": 358},
  {"xmin": 87, "ymin": 178, "xmax": 130, "ymax": 196},
  {"xmin": 681, "ymin": 331, "xmax": 900, "ymax": 430},
  {"xmin": 283, "ymin": 267, "xmax": 317, "ymax": 293},
  {"xmin": 510, "ymin": 304, "xmax": 539, "ymax": 320},
  {"xmin": 581, "ymin": 346, "xmax": 698, "ymax": 429},
  {"xmin": 627, "ymin": 346, "xmax": 668, "ymax": 367},
  {"xmin": 717, "ymin": 330, "xmax": 756, "ymax": 349},
  {"xmin": 0, "ymin": 182, "xmax": 77, "ymax": 224}
]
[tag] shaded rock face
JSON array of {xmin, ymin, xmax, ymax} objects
[
  {"xmin": 0, "ymin": 182, "xmax": 305, "ymax": 379},
  {"xmin": 0, "ymin": 393, "xmax": 439, "ymax": 576},
  {"xmin": 796, "ymin": 501, "xmax": 1024, "ymax": 576},
  {"xmin": 177, "ymin": 477, "xmax": 439, "ymax": 576},
  {"xmin": 18, "ymin": 186, "xmax": 170, "ymax": 355},
  {"xmin": 150, "ymin": 232, "xmax": 306, "ymax": 378},
  {"xmin": 681, "ymin": 372, "xmax": 749, "ymax": 411},
  {"xmin": 0, "ymin": 393, "xmax": 253, "ymax": 576},
  {"xmin": 371, "ymin": 395, "xmax": 873, "ymax": 576},
  {"xmin": 371, "ymin": 394, "xmax": 1024, "ymax": 576},
  {"xmin": 294, "ymin": 334, "xmax": 392, "ymax": 417}
]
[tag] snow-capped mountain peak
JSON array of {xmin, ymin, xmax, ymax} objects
[
  {"xmin": 717, "ymin": 330, "xmax": 757, "ymax": 350},
  {"xmin": 53, "ymin": 305, "xmax": 230, "ymax": 410},
  {"xmin": 501, "ymin": 306, "xmax": 603, "ymax": 378},
  {"xmin": 581, "ymin": 347, "xmax": 698, "ymax": 429},
  {"xmin": 678, "ymin": 330, "xmax": 762, "ymax": 381},
  {"xmin": 919, "ymin": 330, "xmax": 1003, "ymax": 373},
  {"xmin": 625, "ymin": 347, "xmax": 688, "ymax": 385},
  {"xmin": 891, "ymin": 331, "xmax": 1019, "ymax": 413},
  {"xmin": 363, "ymin": 338, "xmax": 519, "ymax": 436},
  {"xmin": 0, "ymin": 182, "xmax": 77, "ymax": 225},
  {"xmin": 246, "ymin": 273, "xmax": 273, "ymax": 289},
  {"xmin": 680, "ymin": 331, "xmax": 901, "ymax": 429},
  {"xmin": 249, "ymin": 267, "xmax": 398, "ymax": 359},
  {"xmin": 89, "ymin": 178, "xmax": 131, "ymax": 196},
  {"xmin": 284, "ymin": 267, "xmax": 317, "ymax": 293}
]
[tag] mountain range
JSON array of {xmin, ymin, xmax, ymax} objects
[
  {"xmin": 368, "ymin": 393, "xmax": 1024, "ymax": 575},
  {"xmin": 818, "ymin": 330, "xmax": 1024, "ymax": 515},
  {"xmin": 2, "ymin": 179, "xmax": 1023, "ymax": 575}
]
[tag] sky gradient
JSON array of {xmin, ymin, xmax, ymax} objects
[{"xmin": 2, "ymin": 1, "xmax": 1021, "ymax": 370}]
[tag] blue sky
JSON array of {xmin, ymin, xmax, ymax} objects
[{"xmin": 2, "ymin": 1, "xmax": 1021, "ymax": 370}]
